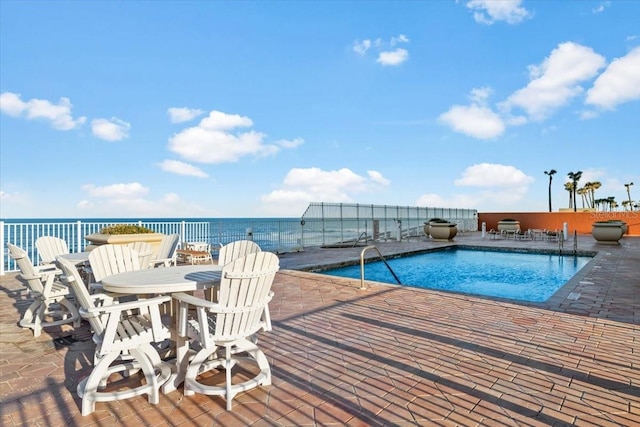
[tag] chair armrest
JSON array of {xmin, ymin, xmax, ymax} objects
[
  {"xmin": 172, "ymin": 292, "xmax": 221, "ymax": 309},
  {"xmin": 85, "ymin": 295, "xmax": 171, "ymax": 315}
]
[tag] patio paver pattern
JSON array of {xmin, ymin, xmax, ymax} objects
[{"xmin": 1, "ymin": 232, "xmax": 638, "ymax": 426}]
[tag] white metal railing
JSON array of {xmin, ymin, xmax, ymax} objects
[{"xmin": 2, "ymin": 207, "xmax": 479, "ymax": 275}]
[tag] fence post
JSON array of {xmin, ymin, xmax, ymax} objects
[
  {"xmin": 1, "ymin": 221, "xmax": 5, "ymax": 276},
  {"xmin": 76, "ymin": 221, "xmax": 82, "ymax": 253}
]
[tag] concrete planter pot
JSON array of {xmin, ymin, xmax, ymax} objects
[
  {"xmin": 429, "ymin": 223, "xmax": 458, "ymax": 241},
  {"xmin": 591, "ymin": 222, "xmax": 624, "ymax": 245},
  {"xmin": 497, "ymin": 220, "xmax": 520, "ymax": 232},
  {"xmin": 85, "ymin": 232, "xmax": 164, "ymax": 253}
]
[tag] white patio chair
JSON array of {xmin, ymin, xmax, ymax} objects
[
  {"xmin": 216, "ymin": 240, "xmax": 273, "ymax": 330},
  {"xmin": 172, "ymin": 252, "xmax": 279, "ymax": 410},
  {"xmin": 150, "ymin": 233, "xmax": 180, "ymax": 268},
  {"xmin": 35, "ymin": 236, "xmax": 70, "ymax": 268},
  {"xmin": 87, "ymin": 244, "xmax": 142, "ymax": 293},
  {"xmin": 125, "ymin": 241, "xmax": 153, "ymax": 270},
  {"xmin": 56, "ymin": 257, "xmax": 172, "ymax": 416},
  {"xmin": 217, "ymin": 240, "xmax": 261, "ymax": 266},
  {"xmin": 7, "ymin": 243, "xmax": 80, "ymax": 337}
]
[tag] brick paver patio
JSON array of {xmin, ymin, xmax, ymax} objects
[{"xmin": 1, "ymin": 232, "xmax": 638, "ymax": 426}]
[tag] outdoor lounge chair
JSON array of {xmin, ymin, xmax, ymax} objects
[
  {"xmin": 87, "ymin": 244, "xmax": 143, "ymax": 293},
  {"xmin": 35, "ymin": 236, "xmax": 70, "ymax": 268},
  {"xmin": 217, "ymin": 240, "xmax": 261, "ymax": 266},
  {"xmin": 216, "ymin": 240, "xmax": 274, "ymax": 330},
  {"xmin": 56, "ymin": 257, "xmax": 172, "ymax": 415},
  {"xmin": 125, "ymin": 241, "xmax": 153, "ymax": 270},
  {"xmin": 172, "ymin": 252, "xmax": 279, "ymax": 410},
  {"xmin": 149, "ymin": 233, "xmax": 180, "ymax": 268},
  {"xmin": 7, "ymin": 243, "xmax": 80, "ymax": 337}
]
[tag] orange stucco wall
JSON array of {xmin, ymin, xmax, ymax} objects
[{"xmin": 477, "ymin": 211, "xmax": 640, "ymax": 236}]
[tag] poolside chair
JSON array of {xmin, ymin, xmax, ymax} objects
[
  {"xmin": 35, "ymin": 236, "xmax": 70, "ymax": 268},
  {"xmin": 150, "ymin": 233, "xmax": 180, "ymax": 268},
  {"xmin": 87, "ymin": 244, "xmax": 143, "ymax": 293},
  {"xmin": 56, "ymin": 257, "xmax": 171, "ymax": 416},
  {"xmin": 125, "ymin": 241, "xmax": 153, "ymax": 270},
  {"xmin": 7, "ymin": 243, "xmax": 80, "ymax": 337},
  {"xmin": 216, "ymin": 240, "xmax": 274, "ymax": 330},
  {"xmin": 217, "ymin": 240, "xmax": 262, "ymax": 266},
  {"xmin": 172, "ymin": 251, "xmax": 279, "ymax": 410}
]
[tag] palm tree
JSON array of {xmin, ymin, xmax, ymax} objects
[
  {"xmin": 544, "ymin": 169, "xmax": 556, "ymax": 212},
  {"xmin": 625, "ymin": 182, "xmax": 634, "ymax": 210},
  {"xmin": 567, "ymin": 171, "xmax": 583, "ymax": 212},
  {"xmin": 577, "ymin": 187, "xmax": 588, "ymax": 209},
  {"xmin": 564, "ymin": 182, "xmax": 575, "ymax": 209},
  {"xmin": 589, "ymin": 181, "xmax": 601, "ymax": 208}
]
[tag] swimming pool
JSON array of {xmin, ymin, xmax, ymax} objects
[{"xmin": 317, "ymin": 248, "xmax": 592, "ymax": 302}]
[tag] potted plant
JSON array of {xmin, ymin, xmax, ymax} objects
[
  {"xmin": 497, "ymin": 219, "xmax": 521, "ymax": 232},
  {"xmin": 423, "ymin": 218, "xmax": 444, "ymax": 237},
  {"xmin": 427, "ymin": 219, "xmax": 458, "ymax": 241},
  {"xmin": 85, "ymin": 224, "xmax": 164, "ymax": 252},
  {"xmin": 591, "ymin": 221, "xmax": 624, "ymax": 245}
]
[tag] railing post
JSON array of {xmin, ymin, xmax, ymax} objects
[
  {"xmin": 76, "ymin": 221, "xmax": 82, "ymax": 253},
  {"xmin": 1, "ymin": 221, "xmax": 5, "ymax": 276}
]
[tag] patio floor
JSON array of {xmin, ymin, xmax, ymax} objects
[{"xmin": 1, "ymin": 232, "xmax": 639, "ymax": 426}]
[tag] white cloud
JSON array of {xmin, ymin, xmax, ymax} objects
[
  {"xmin": 0, "ymin": 92, "xmax": 86, "ymax": 130},
  {"xmin": 354, "ymin": 34, "xmax": 409, "ymax": 66},
  {"xmin": 91, "ymin": 117, "xmax": 131, "ymax": 141},
  {"xmin": 391, "ymin": 34, "xmax": 409, "ymax": 45},
  {"xmin": 81, "ymin": 182, "xmax": 149, "ymax": 198},
  {"xmin": 158, "ymin": 159, "xmax": 208, "ymax": 178},
  {"xmin": 377, "ymin": 48, "xmax": 409, "ymax": 66},
  {"xmin": 169, "ymin": 110, "xmax": 299, "ymax": 164},
  {"xmin": 168, "ymin": 107, "xmax": 204, "ymax": 123},
  {"xmin": 438, "ymin": 103, "xmax": 505, "ymax": 139},
  {"xmin": 454, "ymin": 163, "xmax": 534, "ymax": 187},
  {"xmin": 416, "ymin": 163, "xmax": 534, "ymax": 209},
  {"xmin": 466, "ymin": 0, "xmax": 531, "ymax": 25},
  {"xmin": 368, "ymin": 170, "xmax": 391, "ymax": 186},
  {"xmin": 585, "ymin": 47, "xmax": 640, "ymax": 110},
  {"xmin": 501, "ymin": 42, "xmax": 606, "ymax": 121},
  {"xmin": 260, "ymin": 167, "xmax": 390, "ymax": 215},
  {"xmin": 199, "ymin": 110, "xmax": 253, "ymax": 131},
  {"xmin": 353, "ymin": 39, "xmax": 371, "ymax": 55},
  {"xmin": 592, "ymin": 1, "xmax": 610, "ymax": 14},
  {"xmin": 275, "ymin": 137, "xmax": 304, "ymax": 149}
]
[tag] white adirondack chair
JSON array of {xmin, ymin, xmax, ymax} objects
[
  {"xmin": 217, "ymin": 240, "xmax": 261, "ymax": 266},
  {"xmin": 172, "ymin": 252, "xmax": 279, "ymax": 410},
  {"xmin": 56, "ymin": 257, "xmax": 172, "ymax": 416},
  {"xmin": 125, "ymin": 241, "xmax": 153, "ymax": 270},
  {"xmin": 150, "ymin": 233, "xmax": 180, "ymax": 268},
  {"xmin": 35, "ymin": 236, "xmax": 70, "ymax": 267},
  {"xmin": 216, "ymin": 240, "xmax": 274, "ymax": 331},
  {"xmin": 7, "ymin": 243, "xmax": 80, "ymax": 337},
  {"xmin": 87, "ymin": 244, "xmax": 142, "ymax": 293}
]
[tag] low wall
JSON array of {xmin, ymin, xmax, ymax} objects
[{"xmin": 478, "ymin": 211, "xmax": 640, "ymax": 236}]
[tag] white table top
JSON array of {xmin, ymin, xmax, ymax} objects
[
  {"xmin": 101, "ymin": 264, "xmax": 223, "ymax": 294},
  {"xmin": 57, "ymin": 252, "xmax": 91, "ymax": 265}
]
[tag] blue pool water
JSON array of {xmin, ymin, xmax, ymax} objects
[{"xmin": 318, "ymin": 249, "xmax": 592, "ymax": 302}]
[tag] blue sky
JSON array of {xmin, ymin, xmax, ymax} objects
[{"xmin": 1, "ymin": 0, "xmax": 639, "ymax": 219}]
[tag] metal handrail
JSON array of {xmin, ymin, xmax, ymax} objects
[{"xmin": 359, "ymin": 245, "xmax": 401, "ymax": 290}]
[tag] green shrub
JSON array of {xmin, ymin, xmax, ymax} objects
[{"xmin": 100, "ymin": 224, "xmax": 155, "ymax": 234}]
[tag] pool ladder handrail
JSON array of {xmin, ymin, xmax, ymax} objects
[{"xmin": 360, "ymin": 245, "xmax": 401, "ymax": 290}]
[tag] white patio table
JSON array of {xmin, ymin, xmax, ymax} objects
[
  {"xmin": 101, "ymin": 264, "xmax": 223, "ymax": 393},
  {"xmin": 57, "ymin": 251, "xmax": 91, "ymax": 266},
  {"xmin": 101, "ymin": 264, "xmax": 222, "ymax": 295}
]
